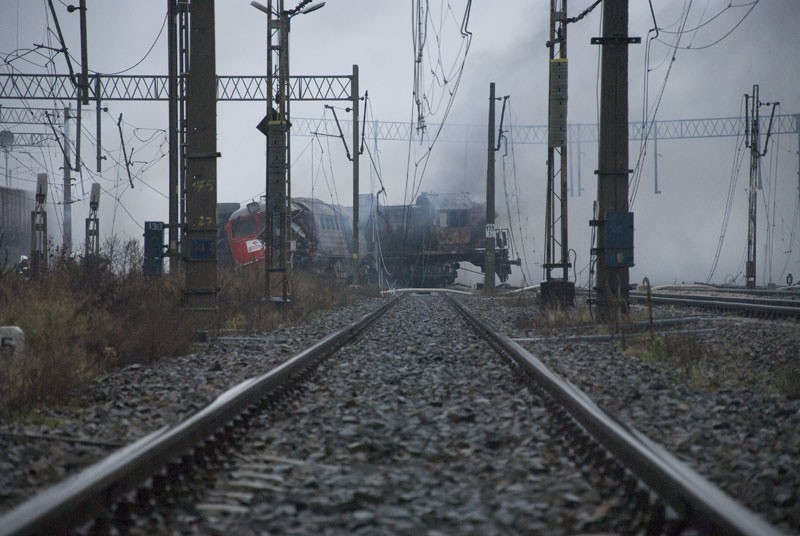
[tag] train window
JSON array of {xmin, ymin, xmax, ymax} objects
[
  {"xmin": 447, "ymin": 210, "xmax": 469, "ymax": 227},
  {"xmin": 319, "ymin": 215, "xmax": 341, "ymax": 231},
  {"xmin": 496, "ymin": 229, "xmax": 508, "ymax": 249},
  {"xmin": 230, "ymin": 215, "xmax": 259, "ymax": 238}
]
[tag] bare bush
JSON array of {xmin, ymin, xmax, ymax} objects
[{"xmin": 1, "ymin": 255, "xmax": 377, "ymax": 415}]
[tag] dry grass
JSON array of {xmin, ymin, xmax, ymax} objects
[
  {"xmin": 531, "ymin": 307, "xmax": 596, "ymax": 335},
  {"xmin": 774, "ymin": 358, "xmax": 800, "ymax": 399},
  {"xmin": 626, "ymin": 333, "xmax": 800, "ymax": 398},
  {"xmin": 0, "ymin": 241, "xmax": 192, "ymax": 416},
  {"xmin": 511, "ymin": 294, "xmax": 662, "ymax": 338},
  {"xmin": 626, "ymin": 334, "xmax": 704, "ymax": 379},
  {"xmin": 217, "ymin": 267, "xmax": 379, "ymax": 332},
  {"xmin": 0, "ymin": 239, "xmax": 377, "ymax": 416}
]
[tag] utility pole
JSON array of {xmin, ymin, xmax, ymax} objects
[
  {"xmin": 352, "ymin": 64, "xmax": 360, "ymax": 286},
  {"xmin": 0, "ymin": 130, "xmax": 11, "ymax": 187},
  {"xmin": 167, "ymin": 0, "xmax": 180, "ymax": 271},
  {"xmin": 63, "ymin": 106, "xmax": 72, "ymax": 255},
  {"xmin": 259, "ymin": 0, "xmax": 291, "ymax": 302},
  {"xmin": 77, "ymin": 0, "xmax": 89, "ymax": 107},
  {"xmin": 542, "ymin": 0, "xmax": 574, "ymax": 308},
  {"xmin": 745, "ymin": 86, "xmax": 760, "ymax": 290},
  {"xmin": 184, "ymin": 0, "xmax": 219, "ymax": 327},
  {"xmin": 73, "ymin": 0, "xmax": 88, "ymax": 172},
  {"xmin": 744, "ymin": 85, "xmax": 778, "ymax": 289},
  {"xmin": 591, "ymin": 0, "xmax": 638, "ymax": 319},
  {"xmin": 484, "ymin": 82, "xmax": 496, "ymax": 294},
  {"xmin": 256, "ymin": 0, "xmax": 327, "ymax": 301}
]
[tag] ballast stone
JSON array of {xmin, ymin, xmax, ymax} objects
[{"xmin": 0, "ymin": 326, "xmax": 25, "ymax": 355}]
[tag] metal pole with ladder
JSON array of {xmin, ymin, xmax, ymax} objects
[{"xmin": 541, "ymin": 0, "xmax": 574, "ymax": 307}]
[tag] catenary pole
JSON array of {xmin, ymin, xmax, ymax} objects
[
  {"xmin": 183, "ymin": 0, "xmax": 218, "ymax": 327},
  {"xmin": 63, "ymin": 106, "xmax": 72, "ymax": 254},
  {"xmin": 352, "ymin": 64, "xmax": 360, "ymax": 285},
  {"xmin": 593, "ymin": 0, "xmax": 636, "ymax": 319},
  {"xmin": 484, "ymin": 82, "xmax": 496, "ymax": 294}
]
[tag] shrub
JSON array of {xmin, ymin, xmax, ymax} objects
[
  {"xmin": 0, "ymin": 238, "xmax": 192, "ymax": 415},
  {"xmin": 1, "ymin": 245, "xmax": 378, "ymax": 415}
]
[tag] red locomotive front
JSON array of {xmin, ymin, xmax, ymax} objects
[{"xmin": 224, "ymin": 203, "xmax": 266, "ymax": 267}]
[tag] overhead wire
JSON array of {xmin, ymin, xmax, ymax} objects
[
  {"xmin": 320, "ymin": 107, "xmax": 343, "ymax": 209},
  {"xmin": 760, "ymin": 107, "xmax": 780, "ymax": 285},
  {"xmin": 404, "ymin": 0, "xmax": 472, "ymax": 207},
  {"xmin": 3, "ymin": 3, "xmax": 176, "ymax": 246},
  {"xmin": 68, "ymin": 12, "xmax": 168, "ymax": 76},
  {"xmin": 655, "ymin": 0, "xmax": 759, "ymax": 51},
  {"xmin": 362, "ymin": 98, "xmax": 387, "ymax": 198},
  {"xmin": 705, "ymin": 96, "xmax": 748, "ymax": 283},
  {"xmin": 398, "ymin": 0, "xmax": 473, "ymax": 285},
  {"xmin": 774, "ymin": 134, "xmax": 800, "ymax": 282},
  {"xmin": 500, "ymin": 99, "xmax": 534, "ymax": 285},
  {"xmin": 630, "ymin": 0, "xmax": 693, "ymax": 207}
]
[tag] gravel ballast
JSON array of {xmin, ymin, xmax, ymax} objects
[{"xmin": 0, "ymin": 291, "xmax": 797, "ymax": 534}]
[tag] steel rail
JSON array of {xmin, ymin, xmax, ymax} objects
[
  {"xmin": 444, "ymin": 294, "xmax": 784, "ymax": 536},
  {"xmin": 0, "ymin": 297, "xmax": 399, "ymax": 536},
  {"xmin": 634, "ymin": 291, "xmax": 800, "ymax": 307},
  {"xmin": 630, "ymin": 292, "xmax": 800, "ymax": 318},
  {"xmin": 686, "ymin": 285, "xmax": 800, "ymax": 298}
]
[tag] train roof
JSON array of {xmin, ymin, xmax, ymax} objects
[
  {"xmin": 226, "ymin": 193, "xmax": 476, "ymax": 222},
  {"xmin": 228, "ymin": 200, "xmax": 265, "ymax": 221},
  {"xmin": 293, "ymin": 197, "xmax": 346, "ymax": 217},
  {"xmin": 415, "ymin": 192, "xmax": 474, "ymax": 211}
]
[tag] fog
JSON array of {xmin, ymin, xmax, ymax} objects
[{"xmin": 1, "ymin": 0, "xmax": 798, "ymax": 287}]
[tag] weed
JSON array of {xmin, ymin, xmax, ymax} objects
[
  {"xmin": 515, "ymin": 304, "xmax": 596, "ymax": 336},
  {"xmin": 773, "ymin": 360, "xmax": 800, "ymax": 399},
  {"xmin": 1, "ymin": 243, "xmax": 378, "ymax": 416},
  {"xmin": 627, "ymin": 333, "xmax": 703, "ymax": 379}
]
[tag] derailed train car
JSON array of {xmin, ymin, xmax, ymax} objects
[
  {"xmin": 223, "ymin": 197, "xmax": 362, "ymax": 273},
  {"xmin": 374, "ymin": 192, "xmax": 519, "ymax": 287},
  {"xmin": 221, "ymin": 192, "xmax": 520, "ymax": 288}
]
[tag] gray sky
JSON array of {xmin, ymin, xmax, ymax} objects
[{"xmin": 1, "ymin": 0, "xmax": 799, "ymax": 286}]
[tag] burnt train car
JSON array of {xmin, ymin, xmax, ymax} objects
[
  {"xmin": 221, "ymin": 192, "xmax": 519, "ymax": 288},
  {"xmin": 0, "ymin": 186, "xmax": 35, "ymax": 267},
  {"xmin": 223, "ymin": 196, "xmax": 366, "ymax": 273},
  {"xmin": 373, "ymin": 192, "xmax": 518, "ymax": 287}
]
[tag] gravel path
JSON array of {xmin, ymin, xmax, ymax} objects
[{"xmin": 0, "ymin": 292, "xmax": 797, "ymax": 534}]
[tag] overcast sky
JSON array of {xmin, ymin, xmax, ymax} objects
[{"xmin": 1, "ymin": 0, "xmax": 799, "ymax": 286}]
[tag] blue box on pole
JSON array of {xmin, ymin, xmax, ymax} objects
[
  {"xmin": 143, "ymin": 221, "xmax": 164, "ymax": 276},
  {"xmin": 604, "ymin": 212, "xmax": 634, "ymax": 268}
]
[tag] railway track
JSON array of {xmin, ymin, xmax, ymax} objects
[
  {"xmin": 629, "ymin": 290, "xmax": 800, "ymax": 318},
  {"xmin": 0, "ymin": 293, "xmax": 785, "ymax": 535}
]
